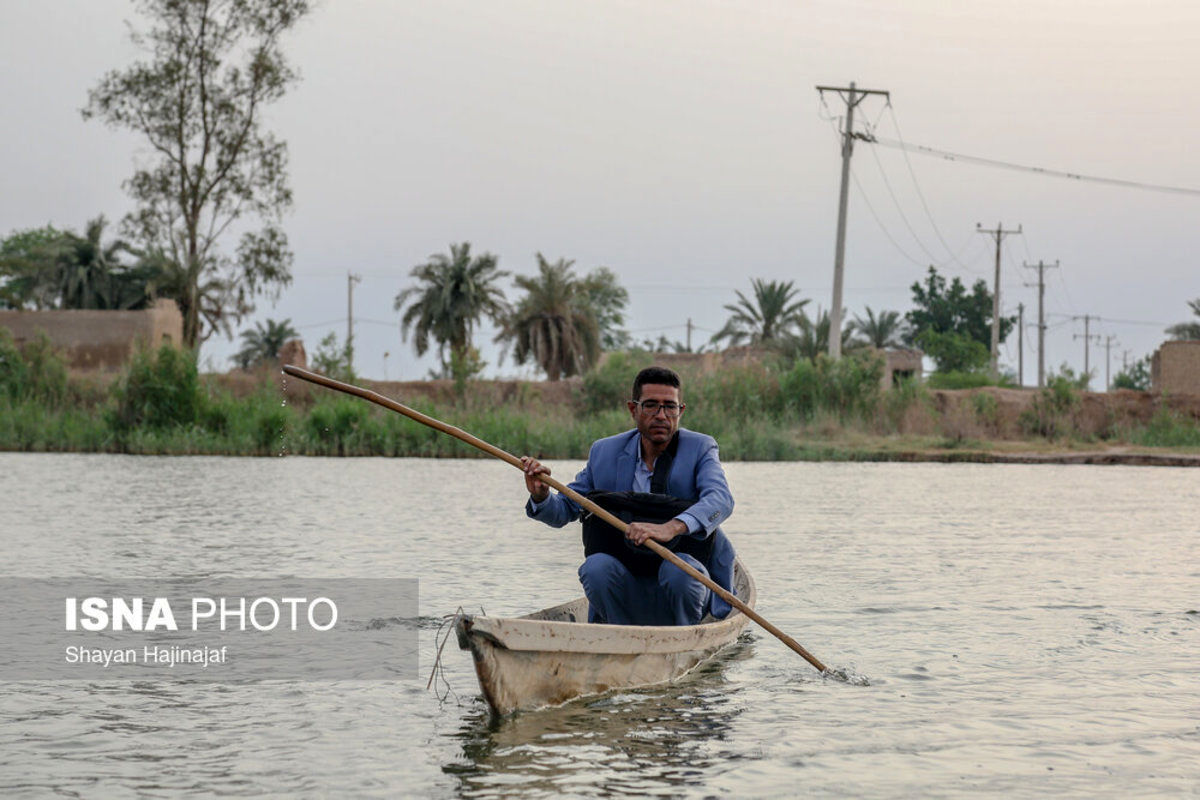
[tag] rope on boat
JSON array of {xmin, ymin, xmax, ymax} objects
[{"xmin": 426, "ymin": 608, "xmax": 468, "ymax": 704}]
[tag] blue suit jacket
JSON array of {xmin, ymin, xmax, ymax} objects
[{"xmin": 526, "ymin": 427, "xmax": 738, "ymax": 618}]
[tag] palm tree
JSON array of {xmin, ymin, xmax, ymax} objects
[
  {"xmin": 231, "ymin": 318, "xmax": 299, "ymax": 369},
  {"xmin": 394, "ymin": 243, "xmax": 510, "ymax": 378},
  {"xmin": 785, "ymin": 310, "xmax": 858, "ymax": 363},
  {"xmin": 850, "ymin": 306, "xmax": 907, "ymax": 348},
  {"xmin": 578, "ymin": 266, "xmax": 630, "ymax": 350},
  {"xmin": 495, "ymin": 254, "xmax": 601, "ymax": 381},
  {"xmin": 1166, "ymin": 299, "xmax": 1200, "ymax": 340},
  {"xmin": 710, "ymin": 278, "xmax": 809, "ymax": 348}
]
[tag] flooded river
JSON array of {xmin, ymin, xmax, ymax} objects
[{"xmin": 1, "ymin": 453, "xmax": 1197, "ymax": 797}]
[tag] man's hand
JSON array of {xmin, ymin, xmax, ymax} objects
[
  {"xmin": 520, "ymin": 456, "xmax": 551, "ymax": 503},
  {"xmin": 626, "ymin": 519, "xmax": 686, "ymax": 547}
]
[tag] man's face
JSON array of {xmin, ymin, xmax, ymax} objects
[{"xmin": 627, "ymin": 383, "xmax": 684, "ymax": 445}]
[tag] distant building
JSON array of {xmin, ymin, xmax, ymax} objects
[
  {"xmin": 1151, "ymin": 340, "xmax": 1200, "ymax": 394},
  {"xmin": 0, "ymin": 299, "xmax": 183, "ymax": 371},
  {"xmin": 880, "ymin": 348, "xmax": 923, "ymax": 389}
]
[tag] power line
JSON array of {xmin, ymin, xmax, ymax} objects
[
  {"xmin": 865, "ymin": 135, "xmax": 948, "ymax": 264},
  {"xmin": 294, "ymin": 317, "xmax": 346, "ymax": 330},
  {"xmin": 1048, "ymin": 313, "xmax": 1170, "ymax": 327},
  {"xmin": 881, "ymin": 105, "xmax": 983, "ymax": 271},
  {"xmin": 870, "ymin": 136, "xmax": 1200, "ymax": 197},
  {"xmin": 850, "ymin": 169, "xmax": 927, "ymax": 267}
]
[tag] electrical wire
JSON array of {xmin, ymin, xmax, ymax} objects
[
  {"xmin": 871, "ymin": 137, "xmax": 1200, "ymax": 197},
  {"xmin": 294, "ymin": 317, "xmax": 346, "ymax": 330},
  {"xmin": 850, "ymin": 169, "xmax": 927, "ymax": 268},
  {"xmin": 882, "ymin": 105, "xmax": 984, "ymax": 270},
  {"xmin": 866, "ymin": 137, "xmax": 952, "ymax": 264}
]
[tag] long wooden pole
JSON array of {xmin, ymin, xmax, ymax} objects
[{"xmin": 283, "ymin": 365, "xmax": 828, "ymax": 673}]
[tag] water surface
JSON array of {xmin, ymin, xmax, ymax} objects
[{"xmin": 1, "ymin": 454, "xmax": 1197, "ymax": 797}]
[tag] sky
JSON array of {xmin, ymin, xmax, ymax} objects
[{"xmin": 4, "ymin": 0, "xmax": 1199, "ymax": 387}]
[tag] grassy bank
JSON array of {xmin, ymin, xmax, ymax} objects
[{"xmin": 2, "ymin": 334, "xmax": 1199, "ymax": 460}]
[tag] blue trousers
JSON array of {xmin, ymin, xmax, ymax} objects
[{"xmin": 577, "ymin": 552, "xmax": 711, "ymax": 626}]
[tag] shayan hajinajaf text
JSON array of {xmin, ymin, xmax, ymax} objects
[{"xmin": 64, "ymin": 645, "xmax": 228, "ymax": 669}]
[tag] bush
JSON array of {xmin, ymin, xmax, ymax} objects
[
  {"xmin": 778, "ymin": 351, "xmax": 883, "ymax": 420},
  {"xmin": 0, "ymin": 329, "xmax": 69, "ymax": 405},
  {"xmin": 927, "ymin": 370, "xmax": 996, "ymax": 390},
  {"xmin": 972, "ymin": 391, "xmax": 999, "ymax": 428},
  {"xmin": 110, "ymin": 343, "xmax": 204, "ymax": 431},
  {"xmin": 304, "ymin": 396, "xmax": 370, "ymax": 455},
  {"xmin": 1112, "ymin": 357, "xmax": 1151, "ymax": 391},
  {"xmin": 581, "ymin": 351, "xmax": 656, "ymax": 414},
  {"xmin": 1132, "ymin": 406, "xmax": 1200, "ymax": 448},
  {"xmin": 1019, "ymin": 372, "xmax": 1080, "ymax": 438},
  {"xmin": 690, "ymin": 363, "xmax": 784, "ymax": 420}
]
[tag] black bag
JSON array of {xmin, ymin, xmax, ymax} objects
[{"xmin": 581, "ymin": 491, "xmax": 713, "ymax": 577}]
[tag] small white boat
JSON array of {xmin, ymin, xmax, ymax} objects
[{"xmin": 455, "ymin": 560, "xmax": 756, "ymax": 715}]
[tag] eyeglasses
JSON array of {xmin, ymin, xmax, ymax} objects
[{"xmin": 633, "ymin": 400, "xmax": 683, "ymax": 418}]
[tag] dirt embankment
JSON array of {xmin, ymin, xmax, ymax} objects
[
  {"xmin": 215, "ymin": 368, "xmax": 583, "ymax": 411},
  {"xmin": 918, "ymin": 387, "xmax": 1200, "ymax": 441}
]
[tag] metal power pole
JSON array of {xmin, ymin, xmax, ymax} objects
[
  {"xmin": 1017, "ymin": 303, "xmax": 1025, "ymax": 388},
  {"xmin": 347, "ymin": 271, "xmax": 362, "ymax": 369},
  {"xmin": 1023, "ymin": 259, "xmax": 1058, "ymax": 388},
  {"xmin": 977, "ymin": 222, "xmax": 1022, "ymax": 379},
  {"xmin": 1073, "ymin": 315, "xmax": 1101, "ymax": 390},
  {"xmin": 815, "ymin": 81, "xmax": 890, "ymax": 359}
]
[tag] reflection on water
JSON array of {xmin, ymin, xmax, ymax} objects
[{"xmin": 446, "ymin": 640, "xmax": 754, "ymax": 798}]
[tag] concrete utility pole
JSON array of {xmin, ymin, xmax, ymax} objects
[
  {"xmin": 977, "ymin": 222, "xmax": 1022, "ymax": 379},
  {"xmin": 686, "ymin": 318, "xmax": 694, "ymax": 353},
  {"xmin": 1073, "ymin": 315, "xmax": 1101, "ymax": 390},
  {"xmin": 815, "ymin": 81, "xmax": 890, "ymax": 360},
  {"xmin": 1023, "ymin": 259, "xmax": 1058, "ymax": 388},
  {"xmin": 347, "ymin": 271, "xmax": 362, "ymax": 369},
  {"xmin": 1104, "ymin": 335, "xmax": 1118, "ymax": 391},
  {"xmin": 1017, "ymin": 303, "xmax": 1025, "ymax": 388}
]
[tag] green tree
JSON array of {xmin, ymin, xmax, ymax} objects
[
  {"xmin": 0, "ymin": 218, "xmax": 161, "ymax": 310},
  {"xmin": 578, "ymin": 267, "xmax": 630, "ymax": 350},
  {"xmin": 1165, "ymin": 299, "xmax": 1200, "ymax": 341},
  {"xmin": 496, "ymin": 254, "xmax": 601, "ymax": 381},
  {"xmin": 906, "ymin": 266, "xmax": 1013, "ymax": 369},
  {"xmin": 311, "ymin": 332, "xmax": 355, "ymax": 382},
  {"xmin": 0, "ymin": 225, "xmax": 68, "ymax": 309},
  {"xmin": 83, "ymin": 0, "xmax": 310, "ymax": 347},
  {"xmin": 1112, "ymin": 356, "xmax": 1151, "ymax": 391},
  {"xmin": 914, "ymin": 329, "xmax": 989, "ymax": 373},
  {"xmin": 231, "ymin": 317, "xmax": 299, "ymax": 369},
  {"xmin": 395, "ymin": 242, "xmax": 510, "ymax": 381},
  {"xmin": 710, "ymin": 278, "xmax": 810, "ymax": 348},
  {"xmin": 850, "ymin": 306, "xmax": 907, "ymax": 348}
]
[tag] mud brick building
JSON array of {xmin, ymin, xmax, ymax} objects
[
  {"xmin": 1151, "ymin": 340, "xmax": 1200, "ymax": 394},
  {"xmin": 0, "ymin": 299, "xmax": 183, "ymax": 371}
]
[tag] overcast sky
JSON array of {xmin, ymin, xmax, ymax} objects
[{"xmin": 4, "ymin": 0, "xmax": 1198, "ymax": 386}]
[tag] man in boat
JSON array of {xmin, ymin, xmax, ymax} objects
[{"xmin": 520, "ymin": 366, "xmax": 736, "ymax": 626}]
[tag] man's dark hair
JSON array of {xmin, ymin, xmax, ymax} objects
[{"xmin": 632, "ymin": 366, "xmax": 681, "ymax": 400}]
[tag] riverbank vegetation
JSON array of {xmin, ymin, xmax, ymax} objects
[{"xmin": 3, "ymin": 332, "xmax": 1198, "ymax": 460}]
